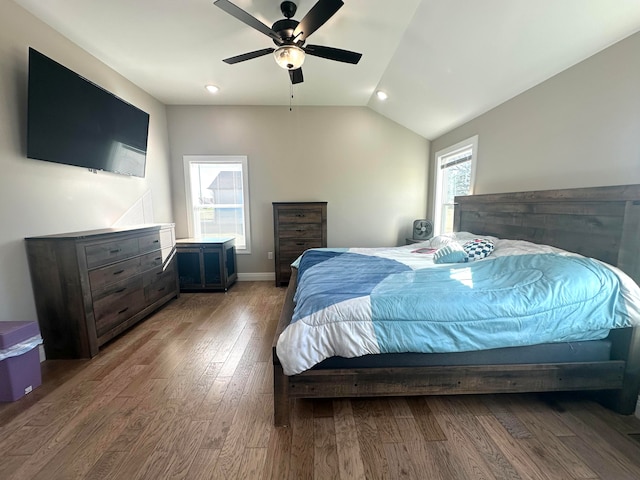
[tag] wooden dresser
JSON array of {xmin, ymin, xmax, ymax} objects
[
  {"xmin": 25, "ymin": 224, "xmax": 179, "ymax": 359},
  {"xmin": 273, "ymin": 202, "xmax": 327, "ymax": 287}
]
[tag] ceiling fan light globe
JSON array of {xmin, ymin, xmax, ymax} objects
[{"xmin": 274, "ymin": 45, "xmax": 305, "ymax": 70}]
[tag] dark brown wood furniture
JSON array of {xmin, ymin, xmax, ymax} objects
[
  {"xmin": 272, "ymin": 184, "xmax": 640, "ymax": 426},
  {"xmin": 25, "ymin": 224, "xmax": 179, "ymax": 359},
  {"xmin": 176, "ymin": 237, "xmax": 237, "ymax": 291},
  {"xmin": 273, "ymin": 202, "xmax": 327, "ymax": 287}
]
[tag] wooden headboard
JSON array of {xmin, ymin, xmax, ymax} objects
[{"xmin": 454, "ymin": 184, "xmax": 640, "ymax": 285}]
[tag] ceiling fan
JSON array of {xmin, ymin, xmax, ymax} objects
[{"xmin": 214, "ymin": 0, "xmax": 362, "ymax": 84}]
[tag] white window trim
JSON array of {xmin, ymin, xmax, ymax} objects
[
  {"xmin": 183, "ymin": 154, "xmax": 252, "ymax": 254},
  {"xmin": 433, "ymin": 135, "xmax": 478, "ymax": 236}
]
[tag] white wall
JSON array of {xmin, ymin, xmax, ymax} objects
[
  {"xmin": 0, "ymin": 1, "xmax": 174, "ymax": 321},
  {"xmin": 167, "ymin": 105, "xmax": 430, "ymax": 275},
  {"xmin": 430, "ymin": 30, "xmax": 640, "ymax": 209}
]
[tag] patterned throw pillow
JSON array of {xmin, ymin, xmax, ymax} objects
[
  {"xmin": 433, "ymin": 243, "xmax": 468, "ymax": 264},
  {"xmin": 463, "ymin": 238, "xmax": 495, "ymax": 260}
]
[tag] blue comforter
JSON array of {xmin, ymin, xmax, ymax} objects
[{"xmin": 276, "ymin": 239, "xmax": 640, "ymax": 375}]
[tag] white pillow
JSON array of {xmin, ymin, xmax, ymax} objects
[
  {"xmin": 433, "ymin": 243, "xmax": 468, "ymax": 264},
  {"xmin": 429, "ymin": 232, "xmax": 478, "ymax": 249}
]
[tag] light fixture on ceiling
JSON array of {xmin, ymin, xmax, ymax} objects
[
  {"xmin": 205, "ymin": 84, "xmax": 220, "ymax": 94},
  {"xmin": 273, "ymin": 45, "xmax": 305, "ymax": 70},
  {"xmin": 376, "ymin": 90, "xmax": 388, "ymax": 101}
]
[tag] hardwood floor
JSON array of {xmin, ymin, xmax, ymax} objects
[{"xmin": 2, "ymin": 281, "xmax": 640, "ymax": 479}]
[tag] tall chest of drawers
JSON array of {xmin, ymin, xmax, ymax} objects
[
  {"xmin": 25, "ymin": 224, "xmax": 179, "ymax": 359},
  {"xmin": 273, "ymin": 202, "xmax": 327, "ymax": 287}
]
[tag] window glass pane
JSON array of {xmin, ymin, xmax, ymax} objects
[
  {"xmin": 433, "ymin": 137, "xmax": 477, "ymax": 236},
  {"xmin": 442, "ymin": 160, "xmax": 471, "ymax": 203},
  {"xmin": 440, "ymin": 204, "xmax": 456, "ymax": 234},
  {"xmin": 188, "ymin": 162, "xmax": 246, "ymax": 249},
  {"xmin": 439, "ymin": 160, "xmax": 471, "ymax": 233}
]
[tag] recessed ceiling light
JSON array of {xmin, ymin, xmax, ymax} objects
[
  {"xmin": 205, "ymin": 84, "xmax": 219, "ymax": 94},
  {"xmin": 375, "ymin": 90, "xmax": 388, "ymax": 101}
]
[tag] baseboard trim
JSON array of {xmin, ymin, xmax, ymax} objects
[{"xmin": 237, "ymin": 272, "xmax": 275, "ymax": 282}]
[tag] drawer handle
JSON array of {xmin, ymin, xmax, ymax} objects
[
  {"xmin": 114, "ymin": 287, "xmax": 127, "ymax": 294},
  {"xmin": 118, "ymin": 307, "xmax": 129, "ymax": 315},
  {"xmin": 296, "ymin": 242, "xmax": 305, "ymax": 246},
  {"xmin": 110, "ymin": 248, "xmax": 121, "ymax": 254},
  {"xmin": 296, "ymin": 229, "xmax": 304, "ymax": 232},
  {"xmin": 157, "ymin": 287, "xmax": 166, "ymax": 292},
  {"xmin": 112, "ymin": 269, "xmax": 125, "ymax": 275},
  {"xmin": 153, "ymin": 239, "xmax": 160, "ymax": 243},
  {"xmin": 155, "ymin": 257, "xmax": 162, "ymax": 261},
  {"xmin": 295, "ymin": 214, "xmax": 306, "ymax": 217},
  {"xmin": 156, "ymin": 271, "xmax": 163, "ymax": 276}
]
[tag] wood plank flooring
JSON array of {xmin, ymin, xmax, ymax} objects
[{"xmin": 2, "ymin": 281, "xmax": 640, "ymax": 479}]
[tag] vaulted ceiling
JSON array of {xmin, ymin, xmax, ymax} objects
[{"xmin": 13, "ymin": 0, "xmax": 640, "ymax": 139}]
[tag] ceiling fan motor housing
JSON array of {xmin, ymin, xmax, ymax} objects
[{"xmin": 272, "ymin": 18, "xmax": 299, "ymax": 44}]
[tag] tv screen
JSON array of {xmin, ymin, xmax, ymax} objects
[{"xmin": 27, "ymin": 48, "xmax": 149, "ymax": 178}]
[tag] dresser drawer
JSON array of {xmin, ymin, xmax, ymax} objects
[
  {"xmin": 277, "ymin": 208, "xmax": 323, "ymax": 224},
  {"xmin": 277, "ymin": 223, "xmax": 323, "ymax": 239},
  {"xmin": 89, "ymin": 256, "xmax": 142, "ymax": 292},
  {"xmin": 144, "ymin": 261, "xmax": 177, "ymax": 303},
  {"xmin": 139, "ymin": 229, "xmax": 174, "ymax": 254},
  {"xmin": 278, "ymin": 264, "xmax": 293, "ymax": 283},
  {"xmin": 140, "ymin": 247, "xmax": 173, "ymax": 271},
  {"xmin": 88, "ymin": 248, "xmax": 173, "ymax": 292},
  {"xmin": 92, "ymin": 277, "xmax": 145, "ymax": 337},
  {"xmin": 280, "ymin": 239, "xmax": 324, "ymax": 254},
  {"xmin": 138, "ymin": 232, "xmax": 162, "ymax": 254},
  {"xmin": 85, "ymin": 237, "xmax": 139, "ymax": 269}
]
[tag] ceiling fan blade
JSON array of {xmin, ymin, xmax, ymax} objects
[
  {"xmin": 223, "ymin": 48, "xmax": 274, "ymax": 64},
  {"xmin": 304, "ymin": 44, "xmax": 362, "ymax": 64},
  {"xmin": 289, "ymin": 68, "xmax": 304, "ymax": 84},
  {"xmin": 214, "ymin": 0, "xmax": 283, "ymax": 44},
  {"xmin": 293, "ymin": 0, "xmax": 343, "ymax": 42}
]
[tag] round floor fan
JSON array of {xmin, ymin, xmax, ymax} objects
[{"xmin": 412, "ymin": 219, "xmax": 434, "ymax": 241}]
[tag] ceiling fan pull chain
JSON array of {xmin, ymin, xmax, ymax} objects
[{"xmin": 290, "ymin": 82, "xmax": 293, "ymax": 111}]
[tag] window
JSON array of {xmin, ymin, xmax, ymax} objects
[
  {"xmin": 183, "ymin": 155, "xmax": 251, "ymax": 253},
  {"xmin": 433, "ymin": 136, "xmax": 478, "ymax": 235}
]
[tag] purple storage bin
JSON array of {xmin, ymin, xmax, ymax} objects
[{"xmin": 0, "ymin": 321, "xmax": 42, "ymax": 402}]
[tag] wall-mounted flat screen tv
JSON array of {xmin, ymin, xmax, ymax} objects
[{"xmin": 27, "ymin": 48, "xmax": 149, "ymax": 178}]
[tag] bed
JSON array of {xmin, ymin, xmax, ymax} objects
[{"xmin": 272, "ymin": 184, "xmax": 640, "ymax": 426}]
